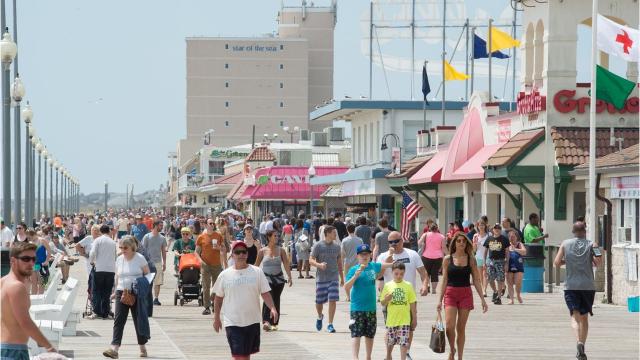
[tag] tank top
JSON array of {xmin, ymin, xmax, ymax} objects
[
  {"xmin": 246, "ymin": 244, "xmax": 258, "ymax": 265},
  {"xmin": 447, "ymin": 254, "xmax": 472, "ymax": 287},
  {"xmin": 423, "ymin": 232, "xmax": 445, "ymax": 259},
  {"xmin": 261, "ymin": 247, "xmax": 285, "ymax": 285}
]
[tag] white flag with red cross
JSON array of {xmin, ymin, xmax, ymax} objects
[{"xmin": 597, "ymin": 14, "xmax": 639, "ymax": 63}]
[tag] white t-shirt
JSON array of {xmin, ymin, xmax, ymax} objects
[
  {"xmin": 377, "ymin": 248, "xmax": 424, "ymax": 288},
  {"xmin": 115, "ymin": 253, "xmax": 148, "ymax": 291},
  {"xmin": 1, "ymin": 226, "xmax": 13, "ymax": 248},
  {"xmin": 117, "ymin": 218, "xmax": 130, "ymax": 232},
  {"xmin": 78, "ymin": 236, "xmax": 94, "ymax": 274},
  {"xmin": 212, "ymin": 265, "xmax": 271, "ymax": 327},
  {"xmin": 89, "ymin": 235, "xmax": 117, "ymax": 273}
]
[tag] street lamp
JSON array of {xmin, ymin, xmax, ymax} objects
[
  {"xmin": 308, "ymin": 165, "xmax": 316, "ymax": 217},
  {"xmin": 28, "ymin": 131, "xmax": 37, "ymax": 223},
  {"xmin": 104, "ymin": 181, "xmax": 108, "ymax": 213},
  {"xmin": 11, "ymin": 75, "xmax": 24, "ymax": 225},
  {"xmin": 47, "ymin": 157, "xmax": 53, "ymax": 217},
  {"xmin": 380, "ymin": 133, "xmax": 402, "ymax": 175},
  {"xmin": 35, "ymin": 142, "xmax": 42, "ymax": 220},
  {"xmin": 53, "ymin": 161, "xmax": 59, "ymax": 215},
  {"xmin": 283, "ymin": 126, "xmax": 300, "ymax": 143},
  {"xmin": 262, "ymin": 133, "xmax": 278, "ymax": 144},
  {"xmin": 42, "ymin": 149, "xmax": 47, "ymax": 218},
  {"xmin": 1, "ymin": 29, "xmax": 17, "ymax": 225}
]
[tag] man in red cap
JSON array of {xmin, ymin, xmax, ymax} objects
[{"xmin": 213, "ymin": 241, "xmax": 277, "ymax": 360}]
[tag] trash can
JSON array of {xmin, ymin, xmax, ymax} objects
[
  {"xmin": 1, "ymin": 249, "xmax": 10, "ymax": 277},
  {"xmin": 521, "ymin": 244, "xmax": 545, "ymax": 293}
]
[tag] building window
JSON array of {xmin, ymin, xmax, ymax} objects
[
  {"xmin": 617, "ymin": 198, "xmax": 639, "ymax": 244},
  {"xmin": 208, "ymin": 161, "xmax": 225, "ymax": 176},
  {"xmin": 279, "ymin": 64, "xmax": 284, "ymax": 70},
  {"xmin": 225, "ymin": 121, "xmax": 230, "ymax": 127},
  {"xmin": 225, "ymin": 63, "xmax": 229, "ymax": 69},
  {"xmin": 225, "ymin": 101, "xmax": 229, "ymax": 108},
  {"xmin": 225, "ymin": 82, "xmax": 229, "ymax": 88},
  {"xmin": 280, "ymin": 44, "xmax": 284, "ymax": 50},
  {"xmin": 279, "ymin": 121, "xmax": 284, "ymax": 127},
  {"xmin": 280, "ymin": 82, "xmax": 284, "ymax": 89},
  {"xmin": 280, "ymin": 102, "xmax": 284, "ymax": 108},
  {"xmin": 225, "ymin": 44, "xmax": 229, "ymax": 49}
]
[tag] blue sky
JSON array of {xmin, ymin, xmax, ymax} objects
[{"xmin": 1, "ymin": 0, "xmax": 597, "ymax": 194}]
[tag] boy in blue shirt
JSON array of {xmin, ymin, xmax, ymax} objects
[{"xmin": 344, "ymin": 244, "xmax": 393, "ymax": 360}]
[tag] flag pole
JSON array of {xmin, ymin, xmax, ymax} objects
[
  {"xmin": 589, "ymin": 0, "xmax": 598, "ymax": 245},
  {"xmin": 465, "ymin": 18, "xmax": 469, "ymax": 101},
  {"xmin": 411, "ymin": 0, "xmax": 416, "ymax": 100},
  {"xmin": 442, "ymin": 0, "xmax": 446, "ymax": 126},
  {"xmin": 471, "ymin": 27, "xmax": 475, "ymax": 97},
  {"xmin": 488, "ymin": 18, "xmax": 493, "ymax": 101},
  {"xmin": 511, "ymin": 5, "xmax": 517, "ymax": 111},
  {"xmin": 369, "ymin": 0, "xmax": 373, "ymax": 99}
]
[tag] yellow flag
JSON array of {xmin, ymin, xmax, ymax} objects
[
  {"xmin": 444, "ymin": 61, "xmax": 469, "ymax": 81},
  {"xmin": 489, "ymin": 27, "xmax": 521, "ymax": 53}
]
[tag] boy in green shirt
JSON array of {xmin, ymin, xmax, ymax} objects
[
  {"xmin": 380, "ymin": 262, "xmax": 417, "ymax": 360},
  {"xmin": 524, "ymin": 213, "xmax": 548, "ymax": 244}
]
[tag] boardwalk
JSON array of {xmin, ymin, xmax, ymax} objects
[{"xmin": 58, "ymin": 255, "xmax": 639, "ymax": 360}]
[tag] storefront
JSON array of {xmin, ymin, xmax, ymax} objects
[{"xmin": 232, "ymin": 166, "xmax": 348, "ymax": 220}]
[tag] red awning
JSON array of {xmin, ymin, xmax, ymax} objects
[
  {"xmin": 239, "ymin": 166, "xmax": 348, "ymax": 201},
  {"xmin": 409, "ymin": 149, "xmax": 448, "ymax": 185}
]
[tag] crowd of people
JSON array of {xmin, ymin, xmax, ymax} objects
[{"xmin": 0, "ymin": 208, "xmax": 601, "ymax": 360}]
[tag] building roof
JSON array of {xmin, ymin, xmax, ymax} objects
[
  {"xmin": 574, "ymin": 144, "xmax": 639, "ymax": 170},
  {"xmin": 551, "ymin": 127, "xmax": 639, "ymax": 166},
  {"xmin": 484, "ymin": 128, "xmax": 545, "ymax": 168},
  {"xmin": 386, "ymin": 155, "xmax": 433, "ymax": 179},
  {"xmin": 310, "ymin": 100, "xmax": 515, "ymax": 122},
  {"xmin": 214, "ymin": 172, "xmax": 243, "ymax": 185},
  {"xmin": 245, "ymin": 146, "xmax": 276, "ymax": 162}
]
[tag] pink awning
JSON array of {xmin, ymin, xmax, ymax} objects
[
  {"xmin": 446, "ymin": 144, "xmax": 503, "ymax": 180},
  {"xmin": 239, "ymin": 166, "xmax": 348, "ymax": 201},
  {"xmin": 409, "ymin": 149, "xmax": 448, "ymax": 185}
]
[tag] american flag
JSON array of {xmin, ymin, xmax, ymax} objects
[{"xmin": 401, "ymin": 191, "xmax": 423, "ymax": 242}]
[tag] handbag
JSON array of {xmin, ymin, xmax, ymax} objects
[
  {"xmin": 429, "ymin": 310, "xmax": 446, "ymax": 353},
  {"xmin": 121, "ymin": 287, "xmax": 136, "ymax": 306}
]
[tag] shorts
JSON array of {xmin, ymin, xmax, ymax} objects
[
  {"xmin": 564, "ymin": 290, "xmax": 596, "ymax": 316},
  {"xmin": 444, "ymin": 286, "xmax": 474, "ymax": 310},
  {"xmin": 0, "ymin": 343, "xmax": 29, "ymax": 360},
  {"xmin": 349, "ymin": 311, "xmax": 377, "ymax": 338},
  {"xmin": 153, "ymin": 262, "xmax": 164, "ymax": 286},
  {"xmin": 475, "ymin": 257, "xmax": 484, "ymax": 267},
  {"xmin": 421, "ymin": 257, "xmax": 443, "ymax": 283},
  {"xmin": 315, "ymin": 280, "xmax": 339, "ymax": 304},
  {"xmin": 487, "ymin": 260, "xmax": 505, "ymax": 282},
  {"xmin": 225, "ymin": 323, "xmax": 260, "ymax": 357},
  {"xmin": 385, "ymin": 325, "xmax": 411, "ymax": 346}
]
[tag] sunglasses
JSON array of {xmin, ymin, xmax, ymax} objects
[
  {"xmin": 181, "ymin": 233, "xmax": 190, "ymax": 235},
  {"xmin": 207, "ymin": 223, "xmax": 214, "ymax": 225},
  {"xmin": 233, "ymin": 250, "xmax": 248, "ymax": 255},
  {"xmin": 388, "ymin": 239, "xmax": 401, "ymax": 245},
  {"xmin": 16, "ymin": 256, "xmax": 37, "ymax": 263},
  {"xmin": 16, "ymin": 227, "xmax": 23, "ymax": 230},
  {"xmin": 119, "ymin": 246, "xmax": 129, "ymax": 250}
]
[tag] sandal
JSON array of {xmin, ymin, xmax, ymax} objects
[
  {"xmin": 140, "ymin": 349, "xmax": 148, "ymax": 358},
  {"xmin": 298, "ymin": 275, "xmax": 304, "ymax": 279},
  {"xmin": 103, "ymin": 349, "xmax": 119, "ymax": 359}
]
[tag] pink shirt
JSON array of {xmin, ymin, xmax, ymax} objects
[
  {"xmin": 283, "ymin": 224, "xmax": 293, "ymax": 234},
  {"xmin": 422, "ymin": 232, "xmax": 446, "ymax": 259}
]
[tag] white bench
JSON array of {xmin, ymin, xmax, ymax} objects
[
  {"xmin": 30, "ymin": 277, "xmax": 81, "ymax": 336},
  {"xmin": 30, "ymin": 270, "xmax": 62, "ymax": 305},
  {"xmin": 27, "ymin": 320, "xmax": 65, "ymax": 355}
]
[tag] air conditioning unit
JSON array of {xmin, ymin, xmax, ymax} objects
[
  {"xmin": 324, "ymin": 127, "xmax": 344, "ymax": 142},
  {"xmin": 311, "ymin": 132, "xmax": 329, "ymax": 146},
  {"xmin": 300, "ymin": 129, "xmax": 310, "ymax": 141}
]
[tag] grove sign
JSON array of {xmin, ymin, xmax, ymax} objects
[
  {"xmin": 553, "ymin": 90, "xmax": 639, "ymax": 114},
  {"xmin": 256, "ymin": 175, "xmax": 310, "ymax": 185}
]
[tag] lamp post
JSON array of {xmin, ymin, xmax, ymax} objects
[
  {"xmin": 262, "ymin": 133, "xmax": 278, "ymax": 144},
  {"xmin": 308, "ymin": 165, "xmax": 316, "ymax": 217},
  {"xmin": 104, "ymin": 181, "xmax": 108, "ymax": 213},
  {"xmin": 58, "ymin": 166, "xmax": 64, "ymax": 216},
  {"xmin": 42, "ymin": 149, "xmax": 47, "ymax": 218},
  {"xmin": 1, "ymin": 29, "xmax": 17, "ymax": 225},
  {"xmin": 282, "ymin": 126, "xmax": 300, "ymax": 143},
  {"xmin": 35, "ymin": 143, "xmax": 42, "ymax": 220},
  {"xmin": 11, "ymin": 74, "xmax": 24, "ymax": 225},
  {"xmin": 21, "ymin": 102, "xmax": 32, "ymax": 220},
  {"xmin": 54, "ymin": 162, "xmax": 59, "ymax": 215},
  {"xmin": 47, "ymin": 158, "xmax": 53, "ymax": 217},
  {"xmin": 380, "ymin": 133, "xmax": 402, "ymax": 175}
]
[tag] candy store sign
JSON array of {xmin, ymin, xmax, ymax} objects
[{"xmin": 517, "ymin": 88, "xmax": 546, "ymax": 115}]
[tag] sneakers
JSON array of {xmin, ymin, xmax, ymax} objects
[
  {"xmin": 492, "ymin": 292, "xmax": 498, "ymax": 301},
  {"xmin": 315, "ymin": 314, "xmax": 324, "ymax": 331},
  {"xmin": 271, "ymin": 325, "xmax": 278, "ymax": 331},
  {"xmin": 102, "ymin": 349, "xmax": 118, "ymax": 359},
  {"xmin": 327, "ymin": 324, "xmax": 336, "ymax": 333},
  {"xmin": 202, "ymin": 308, "xmax": 211, "ymax": 315},
  {"xmin": 153, "ymin": 298, "xmax": 161, "ymax": 306},
  {"xmin": 88, "ymin": 314, "xmax": 98, "ymax": 320},
  {"xmin": 577, "ymin": 343, "xmax": 587, "ymax": 360},
  {"xmin": 494, "ymin": 297, "xmax": 502, "ymax": 305}
]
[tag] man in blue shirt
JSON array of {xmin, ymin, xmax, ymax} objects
[
  {"xmin": 344, "ymin": 244, "xmax": 393, "ymax": 360},
  {"xmin": 131, "ymin": 215, "xmax": 149, "ymax": 242}
]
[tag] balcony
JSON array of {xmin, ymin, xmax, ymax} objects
[{"xmin": 178, "ymin": 174, "xmax": 206, "ymax": 193}]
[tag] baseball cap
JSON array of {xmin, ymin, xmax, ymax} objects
[
  {"xmin": 356, "ymin": 244, "xmax": 372, "ymax": 254},
  {"xmin": 231, "ymin": 241, "xmax": 248, "ymax": 251},
  {"xmin": 243, "ymin": 224, "xmax": 254, "ymax": 230},
  {"xmin": 135, "ymin": 215, "xmax": 142, "ymax": 219},
  {"xmin": 180, "ymin": 227, "xmax": 192, "ymax": 234}
]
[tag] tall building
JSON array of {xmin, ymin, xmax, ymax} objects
[{"xmin": 178, "ymin": 1, "xmax": 337, "ymax": 167}]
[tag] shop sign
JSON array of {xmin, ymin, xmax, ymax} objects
[
  {"xmin": 497, "ymin": 119, "xmax": 512, "ymax": 142},
  {"xmin": 210, "ymin": 149, "xmax": 250, "ymax": 159},
  {"xmin": 256, "ymin": 175, "xmax": 309, "ymax": 185},
  {"xmin": 553, "ymin": 90, "xmax": 639, "ymax": 114},
  {"xmin": 611, "ymin": 176, "xmax": 640, "ymax": 199},
  {"xmin": 517, "ymin": 88, "xmax": 546, "ymax": 115}
]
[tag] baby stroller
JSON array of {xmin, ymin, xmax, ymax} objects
[{"xmin": 174, "ymin": 253, "xmax": 203, "ymax": 306}]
